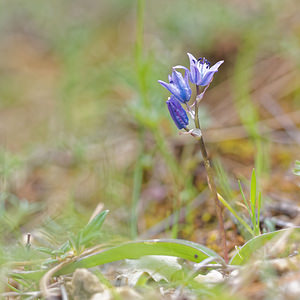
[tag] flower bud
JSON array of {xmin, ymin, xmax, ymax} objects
[{"xmin": 166, "ymin": 96, "xmax": 189, "ymax": 129}]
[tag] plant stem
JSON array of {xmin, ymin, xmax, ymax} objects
[
  {"xmin": 131, "ymin": 128, "xmax": 145, "ymax": 239},
  {"xmin": 194, "ymin": 94, "xmax": 200, "ymax": 129},
  {"xmin": 131, "ymin": 0, "xmax": 147, "ymax": 239},
  {"xmin": 194, "ymin": 86, "xmax": 228, "ymax": 263}
]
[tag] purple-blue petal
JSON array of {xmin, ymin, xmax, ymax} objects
[
  {"xmin": 171, "ymin": 70, "xmax": 191, "ymax": 102},
  {"xmin": 158, "ymin": 80, "xmax": 178, "ymax": 95},
  {"xmin": 173, "ymin": 65, "xmax": 189, "ymax": 72},
  {"xmin": 189, "ymin": 65, "xmax": 201, "ymax": 84},
  {"xmin": 209, "ymin": 60, "xmax": 224, "ymax": 72},
  {"xmin": 158, "ymin": 68, "xmax": 192, "ymax": 103},
  {"xmin": 174, "ymin": 65, "xmax": 193, "ymax": 86},
  {"xmin": 171, "ymin": 69, "xmax": 182, "ymax": 87},
  {"xmin": 187, "ymin": 53, "xmax": 199, "ymax": 84},
  {"xmin": 187, "ymin": 53, "xmax": 197, "ymax": 66},
  {"xmin": 184, "ymin": 69, "xmax": 189, "ymax": 84},
  {"xmin": 198, "ymin": 70, "xmax": 216, "ymax": 86},
  {"xmin": 166, "ymin": 97, "xmax": 189, "ymax": 129},
  {"xmin": 197, "ymin": 60, "xmax": 224, "ymax": 86},
  {"xmin": 186, "ymin": 54, "xmax": 224, "ymax": 86}
]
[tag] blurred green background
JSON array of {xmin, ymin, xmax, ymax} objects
[{"xmin": 0, "ymin": 0, "xmax": 299, "ymax": 253}]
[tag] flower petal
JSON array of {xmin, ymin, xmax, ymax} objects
[
  {"xmin": 198, "ymin": 60, "xmax": 224, "ymax": 86},
  {"xmin": 171, "ymin": 69, "xmax": 191, "ymax": 102},
  {"xmin": 191, "ymin": 65, "xmax": 202, "ymax": 84},
  {"xmin": 158, "ymin": 80, "xmax": 179, "ymax": 96},
  {"xmin": 209, "ymin": 60, "xmax": 224, "ymax": 72},
  {"xmin": 187, "ymin": 53, "xmax": 199, "ymax": 84},
  {"xmin": 173, "ymin": 65, "xmax": 189, "ymax": 73},
  {"xmin": 171, "ymin": 69, "xmax": 183, "ymax": 87},
  {"xmin": 187, "ymin": 53, "xmax": 197, "ymax": 65},
  {"xmin": 199, "ymin": 71, "xmax": 216, "ymax": 86}
]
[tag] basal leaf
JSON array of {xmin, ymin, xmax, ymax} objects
[
  {"xmin": 230, "ymin": 228, "xmax": 300, "ymax": 265},
  {"xmin": 56, "ymin": 239, "xmax": 222, "ymax": 275}
]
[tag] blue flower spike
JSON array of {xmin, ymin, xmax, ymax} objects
[
  {"xmin": 158, "ymin": 69, "xmax": 192, "ymax": 103},
  {"xmin": 166, "ymin": 96, "xmax": 189, "ymax": 130},
  {"xmin": 187, "ymin": 53, "xmax": 224, "ymax": 86}
]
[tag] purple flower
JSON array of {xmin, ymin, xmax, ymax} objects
[
  {"xmin": 158, "ymin": 69, "xmax": 192, "ymax": 103},
  {"xmin": 166, "ymin": 96, "xmax": 189, "ymax": 129},
  {"xmin": 187, "ymin": 53, "xmax": 224, "ymax": 86}
]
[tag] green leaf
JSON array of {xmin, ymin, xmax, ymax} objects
[
  {"xmin": 77, "ymin": 210, "xmax": 109, "ymax": 247},
  {"xmin": 230, "ymin": 228, "xmax": 300, "ymax": 265},
  {"xmin": 6, "ymin": 282, "xmax": 21, "ymax": 293},
  {"xmin": 56, "ymin": 239, "xmax": 222, "ymax": 275},
  {"xmin": 36, "ymin": 241, "xmax": 71, "ymax": 257},
  {"xmin": 9, "ymin": 270, "xmax": 45, "ymax": 281},
  {"xmin": 293, "ymin": 160, "xmax": 300, "ymax": 176},
  {"xmin": 58, "ymin": 240, "xmax": 72, "ymax": 253},
  {"xmin": 35, "ymin": 247, "xmax": 55, "ymax": 255}
]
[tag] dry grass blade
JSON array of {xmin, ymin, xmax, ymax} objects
[{"xmin": 40, "ymin": 259, "xmax": 75, "ymax": 299}]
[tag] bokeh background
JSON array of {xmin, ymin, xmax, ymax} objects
[{"xmin": 0, "ymin": 0, "xmax": 299, "ymax": 253}]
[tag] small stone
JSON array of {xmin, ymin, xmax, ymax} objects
[
  {"xmin": 90, "ymin": 290, "xmax": 111, "ymax": 300},
  {"xmin": 71, "ymin": 268, "xmax": 105, "ymax": 300},
  {"xmin": 281, "ymin": 279, "xmax": 300, "ymax": 299},
  {"xmin": 116, "ymin": 286, "xmax": 143, "ymax": 299},
  {"xmin": 194, "ymin": 270, "xmax": 224, "ymax": 284},
  {"xmin": 91, "ymin": 287, "xmax": 142, "ymax": 300}
]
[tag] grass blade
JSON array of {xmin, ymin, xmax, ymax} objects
[
  {"xmin": 250, "ymin": 169, "xmax": 257, "ymax": 229},
  {"xmin": 256, "ymin": 191, "xmax": 262, "ymax": 236},
  {"xmin": 238, "ymin": 180, "xmax": 251, "ymax": 217},
  {"xmin": 217, "ymin": 193, "xmax": 254, "ymax": 236}
]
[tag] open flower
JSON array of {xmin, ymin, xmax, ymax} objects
[
  {"xmin": 158, "ymin": 69, "xmax": 191, "ymax": 103},
  {"xmin": 187, "ymin": 53, "xmax": 224, "ymax": 86},
  {"xmin": 166, "ymin": 96, "xmax": 189, "ymax": 129}
]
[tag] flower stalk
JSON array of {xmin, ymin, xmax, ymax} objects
[
  {"xmin": 158, "ymin": 53, "xmax": 228, "ymax": 261},
  {"xmin": 194, "ymin": 85, "xmax": 228, "ymax": 263}
]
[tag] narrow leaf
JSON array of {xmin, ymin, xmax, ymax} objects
[
  {"xmin": 217, "ymin": 193, "xmax": 254, "ymax": 236},
  {"xmin": 256, "ymin": 192, "xmax": 262, "ymax": 236},
  {"xmin": 238, "ymin": 180, "xmax": 251, "ymax": 217},
  {"xmin": 78, "ymin": 210, "xmax": 109, "ymax": 246},
  {"xmin": 250, "ymin": 169, "xmax": 257, "ymax": 228}
]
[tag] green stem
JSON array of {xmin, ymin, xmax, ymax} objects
[
  {"xmin": 171, "ymin": 210, "xmax": 179, "ymax": 239},
  {"xmin": 135, "ymin": 0, "xmax": 182, "ymax": 238},
  {"xmin": 131, "ymin": 128, "xmax": 145, "ymax": 238},
  {"xmin": 194, "ymin": 85, "xmax": 228, "ymax": 263},
  {"xmin": 130, "ymin": 0, "xmax": 147, "ymax": 238},
  {"xmin": 135, "ymin": 0, "xmax": 150, "ymax": 107}
]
